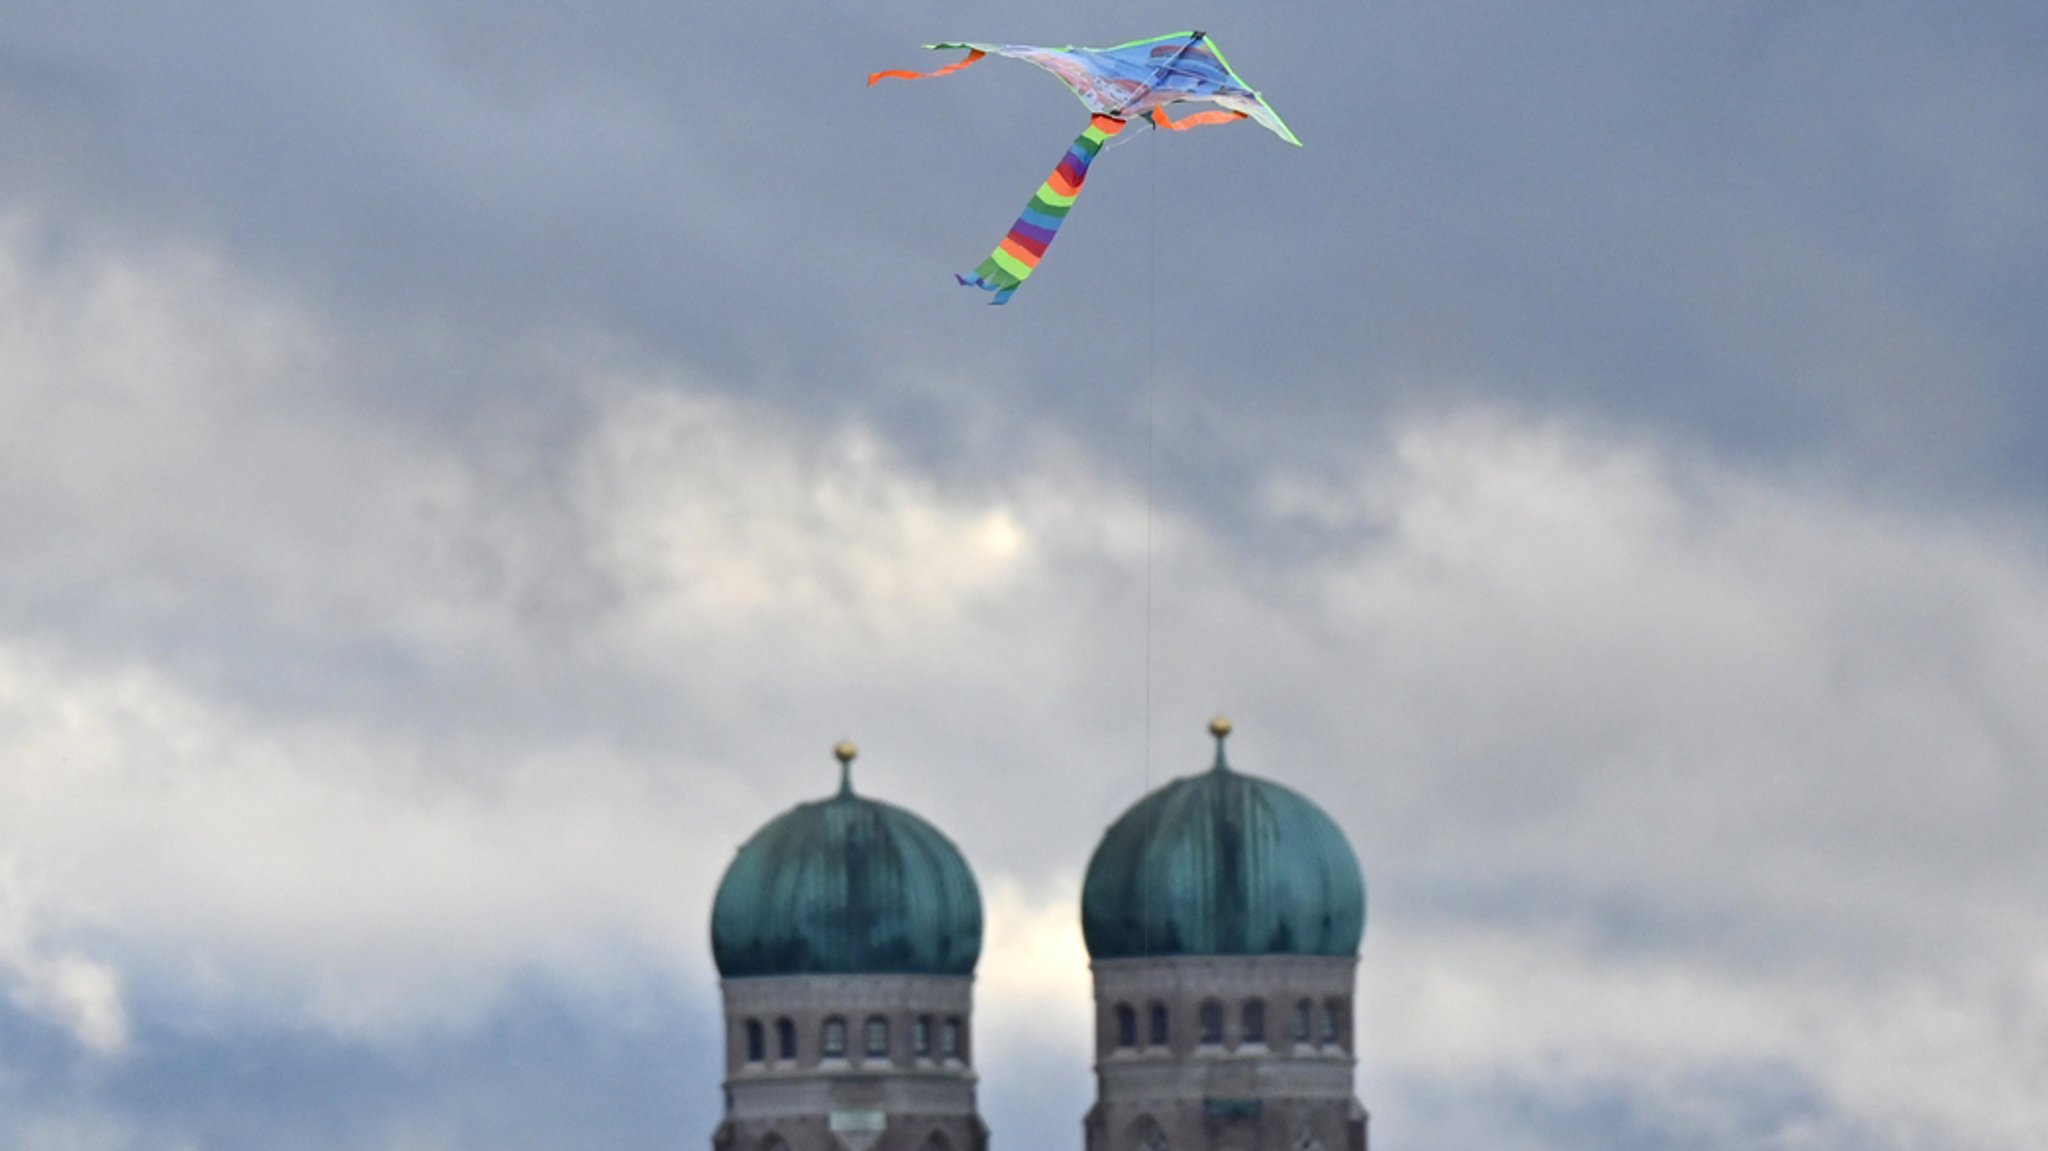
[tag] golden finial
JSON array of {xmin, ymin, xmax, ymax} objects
[
  {"xmin": 834, "ymin": 740, "xmax": 857, "ymax": 796},
  {"xmin": 1209, "ymin": 715, "xmax": 1232, "ymax": 771}
]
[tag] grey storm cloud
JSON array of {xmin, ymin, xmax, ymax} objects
[
  {"xmin": 7, "ymin": 3, "xmax": 2044, "ymax": 476},
  {"xmin": 1, "ymin": 3, "xmax": 2046, "ymax": 1150}
]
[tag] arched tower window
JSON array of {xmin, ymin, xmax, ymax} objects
[
  {"xmin": 1115, "ymin": 1004, "xmax": 1137, "ymax": 1048},
  {"xmin": 1291, "ymin": 999, "xmax": 1312, "ymax": 1046},
  {"xmin": 913, "ymin": 1015, "xmax": 932, "ymax": 1057},
  {"xmin": 1321, "ymin": 999, "xmax": 1345, "ymax": 1048},
  {"xmin": 775, "ymin": 1017, "xmax": 797, "ymax": 1061},
  {"xmin": 1148, "ymin": 1002, "xmax": 1169, "ymax": 1046},
  {"xmin": 1198, "ymin": 1000, "xmax": 1225, "ymax": 1046},
  {"xmin": 940, "ymin": 1016, "xmax": 962, "ymax": 1061},
  {"xmin": 1241, "ymin": 1000, "xmax": 1266, "ymax": 1045},
  {"xmin": 865, "ymin": 1015, "xmax": 890, "ymax": 1058},
  {"xmin": 823, "ymin": 1016, "xmax": 847, "ymax": 1058},
  {"xmin": 1132, "ymin": 1116, "xmax": 1170, "ymax": 1151},
  {"xmin": 744, "ymin": 1018, "xmax": 765, "ymax": 1063}
]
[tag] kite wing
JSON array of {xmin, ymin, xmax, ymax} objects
[{"xmin": 870, "ymin": 31, "xmax": 1298, "ymax": 303}]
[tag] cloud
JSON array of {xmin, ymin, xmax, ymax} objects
[
  {"xmin": 1253, "ymin": 415, "xmax": 2048, "ymax": 1150},
  {"xmin": 1367, "ymin": 920, "xmax": 2048, "ymax": 1151},
  {"xmin": 3, "ymin": 104, "xmax": 2048, "ymax": 1145},
  {"xmin": 0, "ymin": 212, "xmax": 1145, "ymax": 1043},
  {"xmin": 0, "ymin": 866, "xmax": 128, "ymax": 1055},
  {"xmin": 974, "ymin": 876, "xmax": 1097, "ymax": 1151},
  {"xmin": 12, "ymin": 2, "xmax": 2048, "ymax": 493}
]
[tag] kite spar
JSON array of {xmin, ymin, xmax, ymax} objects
[{"xmin": 869, "ymin": 31, "xmax": 1299, "ymax": 304}]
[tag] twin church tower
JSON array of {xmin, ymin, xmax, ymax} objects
[{"xmin": 708, "ymin": 720, "xmax": 1370, "ymax": 1151}]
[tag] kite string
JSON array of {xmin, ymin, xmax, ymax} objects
[{"xmin": 1141, "ymin": 117, "xmax": 1158, "ymax": 957}]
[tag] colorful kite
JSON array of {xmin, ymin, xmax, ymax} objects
[{"xmin": 870, "ymin": 31, "xmax": 1299, "ymax": 304}]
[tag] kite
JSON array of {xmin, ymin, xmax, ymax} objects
[{"xmin": 869, "ymin": 31, "xmax": 1299, "ymax": 304}]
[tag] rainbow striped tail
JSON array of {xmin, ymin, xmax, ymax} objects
[{"xmin": 959, "ymin": 114, "xmax": 1126, "ymax": 304}]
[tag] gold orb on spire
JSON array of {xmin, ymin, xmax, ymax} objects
[
  {"xmin": 1208, "ymin": 715, "xmax": 1233, "ymax": 739},
  {"xmin": 832, "ymin": 739, "xmax": 859, "ymax": 797}
]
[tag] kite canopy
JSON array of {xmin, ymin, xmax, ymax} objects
[
  {"xmin": 872, "ymin": 31, "xmax": 1300, "ymax": 146},
  {"xmin": 957, "ymin": 33, "xmax": 1295, "ymax": 146},
  {"xmin": 870, "ymin": 31, "xmax": 1298, "ymax": 303}
]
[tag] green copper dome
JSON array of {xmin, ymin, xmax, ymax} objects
[
  {"xmin": 1081, "ymin": 721, "xmax": 1365, "ymax": 960},
  {"xmin": 711, "ymin": 745, "xmax": 983, "ymax": 978}
]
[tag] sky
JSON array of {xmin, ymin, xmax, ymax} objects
[{"xmin": 1, "ymin": 2, "xmax": 2045, "ymax": 1149}]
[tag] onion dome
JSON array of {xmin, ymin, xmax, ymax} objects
[
  {"xmin": 1081, "ymin": 718, "xmax": 1365, "ymax": 960},
  {"xmin": 711, "ymin": 742, "xmax": 983, "ymax": 978}
]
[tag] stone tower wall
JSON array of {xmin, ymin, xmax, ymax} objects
[
  {"xmin": 715, "ymin": 974, "xmax": 986, "ymax": 1151},
  {"xmin": 1084, "ymin": 956, "xmax": 1366, "ymax": 1151}
]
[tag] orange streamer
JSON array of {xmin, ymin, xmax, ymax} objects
[
  {"xmin": 868, "ymin": 50, "xmax": 986, "ymax": 86},
  {"xmin": 1148, "ymin": 107, "xmax": 1249, "ymax": 131}
]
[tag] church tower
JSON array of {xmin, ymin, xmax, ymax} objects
[
  {"xmin": 711, "ymin": 743, "xmax": 989, "ymax": 1151},
  {"xmin": 1079, "ymin": 719, "xmax": 1369, "ymax": 1151}
]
